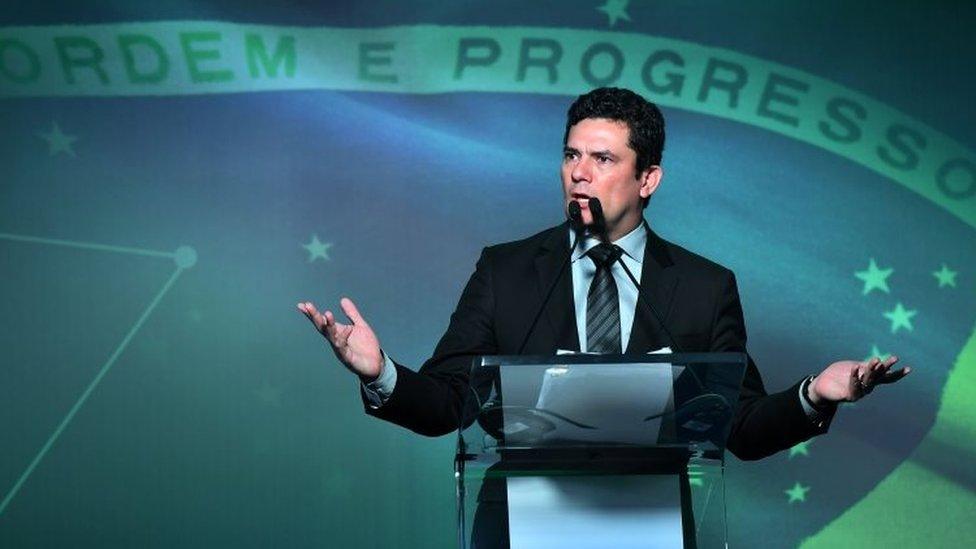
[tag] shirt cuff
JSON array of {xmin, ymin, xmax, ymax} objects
[
  {"xmin": 798, "ymin": 375, "xmax": 836, "ymax": 428},
  {"xmin": 361, "ymin": 351, "xmax": 397, "ymax": 409}
]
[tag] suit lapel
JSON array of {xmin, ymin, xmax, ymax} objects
[
  {"xmin": 534, "ymin": 225, "xmax": 580, "ymax": 353},
  {"xmin": 625, "ymin": 224, "xmax": 680, "ymax": 353}
]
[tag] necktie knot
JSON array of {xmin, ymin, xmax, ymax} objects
[{"xmin": 587, "ymin": 243, "xmax": 621, "ymax": 268}]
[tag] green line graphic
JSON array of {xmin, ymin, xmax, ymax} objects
[
  {"xmin": 0, "ymin": 233, "xmax": 175, "ymax": 259},
  {"xmin": 0, "ymin": 234, "xmax": 196, "ymax": 517},
  {"xmin": 0, "ymin": 266, "xmax": 184, "ymax": 517}
]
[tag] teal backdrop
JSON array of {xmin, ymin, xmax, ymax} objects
[{"xmin": 1, "ymin": 1, "xmax": 974, "ymax": 547}]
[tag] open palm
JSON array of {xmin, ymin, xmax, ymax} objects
[
  {"xmin": 811, "ymin": 355, "xmax": 910, "ymax": 403},
  {"xmin": 298, "ymin": 297, "xmax": 384, "ymax": 381}
]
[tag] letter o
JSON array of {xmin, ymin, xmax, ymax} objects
[
  {"xmin": 936, "ymin": 158, "xmax": 976, "ymax": 200},
  {"xmin": 580, "ymin": 42, "xmax": 623, "ymax": 87},
  {"xmin": 0, "ymin": 39, "xmax": 41, "ymax": 83}
]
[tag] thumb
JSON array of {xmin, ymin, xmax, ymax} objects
[{"xmin": 340, "ymin": 297, "xmax": 369, "ymax": 327}]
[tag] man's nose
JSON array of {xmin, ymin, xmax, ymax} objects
[{"xmin": 571, "ymin": 157, "xmax": 591, "ymax": 182}]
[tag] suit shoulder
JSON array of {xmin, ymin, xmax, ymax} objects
[
  {"xmin": 662, "ymin": 237, "xmax": 735, "ymax": 282},
  {"xmin": 482, "ymin": 224, "xmax": 563, "ymax": 259}
]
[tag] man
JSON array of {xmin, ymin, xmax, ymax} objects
[{"xmin": 297, "ymin": 87, "xmax": 909, "ymax": 460}]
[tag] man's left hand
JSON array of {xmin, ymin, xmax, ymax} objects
[{"xmin": 808, "ymin": 355, "xmax": 910, "ymax": 405}]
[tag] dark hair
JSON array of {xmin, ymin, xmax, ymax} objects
[{"xmin": 563, "ymin": 87, "xmax": 666, "ymax": 175}]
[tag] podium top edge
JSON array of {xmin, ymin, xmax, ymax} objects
[{"xmin": 476, "ymin": 352, "xmax": 747, "ymax": 367}]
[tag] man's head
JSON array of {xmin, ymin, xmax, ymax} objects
[{"xmin": 561, "ymin": 87, "xmax": 665, "ymax": 240}]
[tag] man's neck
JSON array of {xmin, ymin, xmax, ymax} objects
[{"xmin": 606, "ymin": 216, "xmax": 644, "ymax": 242}]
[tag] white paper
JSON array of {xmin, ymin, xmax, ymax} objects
[{"xmin": 532, "ymin": 362, "xmax": 675, "ymax": 445}]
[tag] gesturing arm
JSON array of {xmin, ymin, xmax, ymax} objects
[
  {"xmin": 298, "ymin": 248, "xmax": 499, "ymax": 437},
  {"xmin": 714, "ymin": 271, "xmax": 910, "ymax": 460}
]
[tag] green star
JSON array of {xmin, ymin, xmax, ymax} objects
[
  {"xmin": 596, "ymin": 0, "xmax": 631, "ymax": 27},
  {"xmin": 302, "ymin": 234, "xmax": 332, "ymax": 262},
  {"xmin": 36, "ymin": 121, "xmax": 78, "ymax": 157},
  {"xmin": 864, "ymin": 344, "xmax": 891, "ymax": 362},
  {"xmin": 854, "ymin": 258, "xmax": 893, "ymax": 295},
  {"xmin": 789, "ymin": 441, "xmax": 811, "ymax": 459},
  {"xmin": 785, "ymin": 482, "xmax": 810, "ymax": 503},
  {"xmin": 883, "ymin": 302, "xmax": 917, "ymax": 334},
  {"xmin": 932, "ymin": 264, "xmax": 958, "ymax": 288}
]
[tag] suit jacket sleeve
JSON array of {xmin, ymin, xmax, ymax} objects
[
  {"xmin": 363, "ymin": 248, "xmax": 497, "ymax": 436},
  {"xmin": 714, "ymin": 270, "xmax": 830, "ymax": 460}
]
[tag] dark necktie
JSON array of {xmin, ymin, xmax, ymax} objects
[{"xmin": 586, "ymin": 243, "xmax": 622, "ymax": 354}]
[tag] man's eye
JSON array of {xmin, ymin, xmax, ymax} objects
[
  {"xmin": 564, "ymin": 151, "xmax": 578, "ymax": 160},
  {"xmin": 597, "ymin": 155, "xmax": 612, "ymax": 163}
]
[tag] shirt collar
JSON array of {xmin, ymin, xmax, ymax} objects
[{"xmin": 570, "ymin": 221, "xmax": 647, "ymax": 263}]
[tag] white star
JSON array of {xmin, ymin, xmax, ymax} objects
[
  {"xmin": 37, "ymin": 121, "xmax": 78, "ymax": 157},
  {"xmin": 883, "ymin": 302, "xmax": 917, "ymax": 334},
  {"xmin": 865, "ymin": 344, "xmax": 890, "ymax": 362},
  {"xmin": 932, "ymin": 264, "xmax": 958, "ymax": 288},
  {"xmin": 854, "ymin": 258, "xmax": 893, "ymax": 295},
  {"xmin": 785, "ymin": 482, "xmax": 810, "ymax": 503},
  {"xmin": 302, "ymin": 234, "xmax": 332, "ymax": 262},
  {"xmin": 789, "ymin": 441, "xmax": 811, "ymax": 458},
  {"xmin": 597, "ymin": 0, "xmax": 632, "ymax": 27}
]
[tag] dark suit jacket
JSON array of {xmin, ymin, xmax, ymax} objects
[{"xmin": 366, "ymin": 222, "xmax": 829, "ymax": 460}]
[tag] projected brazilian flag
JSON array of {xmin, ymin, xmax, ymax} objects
[{"xmin": 1, "ymin": 1, "xmax": 974, "ymax": 547}]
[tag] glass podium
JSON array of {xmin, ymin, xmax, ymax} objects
[{"xmin": 455, "ymin": 353, "xmax": 747, "ymax": 549}]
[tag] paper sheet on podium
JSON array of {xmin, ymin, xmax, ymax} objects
[{"xmin": 525, "ymin": 348, "xmax": 678, "ymax": 445}]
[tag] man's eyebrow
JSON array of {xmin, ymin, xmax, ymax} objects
[
  {"xmin": 590, "ymin": 149, "xmax": 616, "ymax": 158},
  {"xmin": 563, "ymin": 146, "xmax": 579, "ymax": 153}
]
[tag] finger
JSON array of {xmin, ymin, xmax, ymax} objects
[
  {"xmin": 321, "ymin": 312, "xmax": 349, "ymax": 349},
  {"xmin": 877, "ymin": 366, "xmax": 911, "ymax": 384},
  {"xmin": 340, "ymin": 297, "xmax": 370, "ymax": 327},
  {"xmin": 299, "ymin": 302, "xmax": 326, "ymax": 331},
  {"xmin": 314, "ymin": 304, "xmax": 335, "ymax": 334},
  {"xmin": 308, "ymin": 303, "xmax": 342, "ymax": 342},
  {"xmin": 323, "ymin": 310, "xmax": 342, "ymax": 341},
  {"xmin": 874, "ymin": 356, "xmax": 899, "ymax": 378},
  {"xmin": 863, "ymin": 361, "xmax": 884, "ymax": 385},
  {"xmin": 299, "ymin": 301, "xmax": 317, "ymax": 317},
  {"xmin": 860, "ymin": 374, "xmax": 879, "ymax": 395},
  {"xmin": 849, "ymin": 368, "xmax": 863, "ymax": 400}
]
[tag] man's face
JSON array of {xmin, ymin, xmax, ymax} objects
[{"xmin": 561, "ymin": 118, "xmax": 661, "ymax": 240}]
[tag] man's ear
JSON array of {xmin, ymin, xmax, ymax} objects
[{"xmin": 638, "ymin": 165, "xmax": 663, "ymax": 199}]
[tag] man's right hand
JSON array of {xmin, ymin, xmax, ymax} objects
[{"xmin": 297, "ymin": 297, "xmax": 384, "ymax": 382}]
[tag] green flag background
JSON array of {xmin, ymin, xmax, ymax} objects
[{"xmin": 1, "ymin": 1, "xmax": 974, "ymax": 547}]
